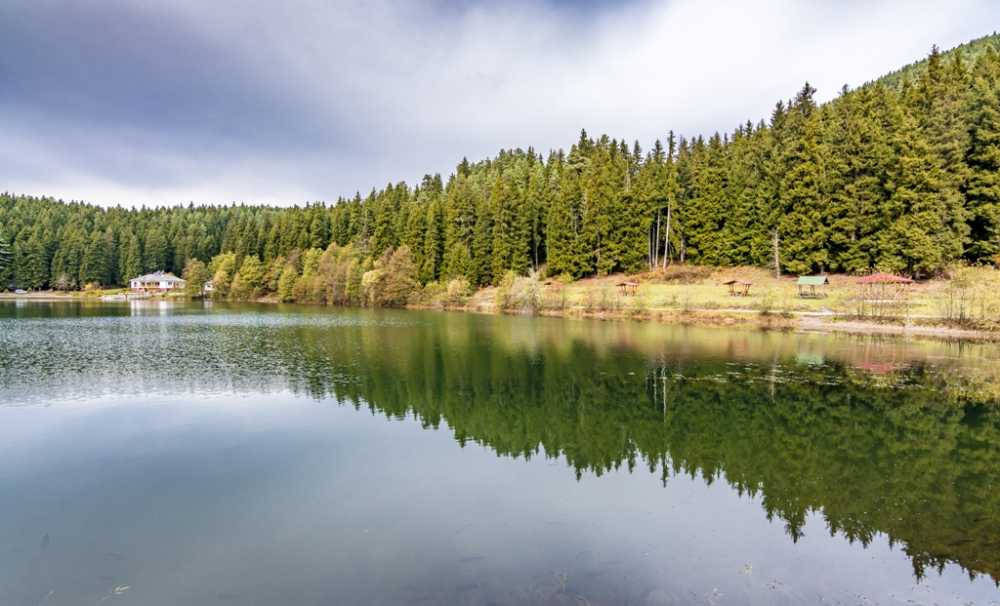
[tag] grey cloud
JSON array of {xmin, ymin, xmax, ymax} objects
[{"xmin": 1, "ymin": 0, "xmax": 998, "ymax": 206}]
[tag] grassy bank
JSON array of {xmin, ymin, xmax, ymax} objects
[
  {"xmin": 410, "ymin": 265, "xmax": 1000, "ymax": 340},
  {"xmin": 5, "ymin": 264, "xmax": 1000, "ymax": 341}
]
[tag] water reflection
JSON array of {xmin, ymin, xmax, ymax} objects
[{"xmin": 1, "ymin": 301, "xmax": 999, "ymax": 589}]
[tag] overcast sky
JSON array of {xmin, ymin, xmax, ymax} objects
[{"xmin": 2, "ymin": 0, "xmax": 998, "ymax": 207}]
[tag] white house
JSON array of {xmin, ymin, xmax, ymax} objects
[{"xmin": 129, "ymin": 271, "xmax": 186, "ymax": 292}]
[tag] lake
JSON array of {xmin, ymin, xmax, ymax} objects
[{"xmin": 1, "ymin": 300, "xmax": 998, "ymax": 605}]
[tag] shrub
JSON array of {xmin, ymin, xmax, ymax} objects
[
  {"xmin": 362, "ymin": 246, "xmax": 419, "ymax": 307},
  {"xmin": 496, "ymin": 270, "xmax": 541, "ymax": 314},
  {"xmin": 659, "ymin": 265, "xmax": 713, "ymax": 284},
  {"xmin": 416, "ymin": 281, "xmax": 445, "ymax": 307},
  {"xmin": 182, "ymin": 258, "xmax": 209, "ymax": 296},
  {"xmin": 540, "ymin": 285, "xmax": 568, "ymax": 311},
  {"xmin": 445, "ymin": 278, "xmax": 472, "ymax": 307}
]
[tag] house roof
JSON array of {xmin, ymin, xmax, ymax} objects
[
  {"xmin": 857, "ymin": 272, "xmax": 914, "ymax": 284},
  {"xmin": 132, "ymin": 271, "xmax": 185, "ymax": 283},
  {"xmin": 797, "ymin": 275, "xmax": 830, "ymax": 286}
]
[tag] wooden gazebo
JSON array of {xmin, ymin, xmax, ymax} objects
[
  {"xmin": 856, "ymin": 272, "xmax": 914, "ymax": 318},
  {"xmin": 722, "ymin": 279, "xmax": 752, "ymax": 297},
  {"xmin": 616, "ymin": 281, "xmax": 639, "ymax": 297},
  {"xmin": 797, "ymin": 275, "xmax": 830, "ymax": 298},
  {"xmin": 857, "ymin": 272, "xmax": 914, "ymax": 287}
]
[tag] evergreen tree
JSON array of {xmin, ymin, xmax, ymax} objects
[
  {"xmin": 119, "ymin": 233, "xmax": 142, "ymax": 282},
  {"xmin": 0, "ymin": 227, "xmax": 13, "ymax": 288},
  {"xmin": 545, "ymin": 152, "xmax": 581, "ymax": 277},
  {"xmin": 965, "ymin": 49, "xmax": 1000, "ymax": 260},
  {"xmin": 81, "ymin": 230, "xmax": 110, "ymax": 286},
  {"xmin": 421, "ymin": 196, "xmax": 444, "ymax": 282},
  {"xmin": 143, "ymin": 227, "xmax": 169, "ymax": 272},
  {"xmin": 470, "ymin": 193, "xmax": 493, "ymax": 286},
  {"xmin": 16, "ymin": 233, "xmax": 47, "ymax": 290},
  {"xmin": 824, "ymin": 85, "xmax": 891, "ymax": 272},
  {"xmin": 776, "ymin": 83, "xmax": 829, "ymax": 274},
  {"xmin": 877, "ymin": 86, "xmax": 966, "ymax": 275}
]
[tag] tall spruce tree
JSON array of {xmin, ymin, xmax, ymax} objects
[
  {"xmin": 776, "ymin": 83, "xmax": 829, "ymax": 274},
  {"xmin": 0, "ymin": 227, "xmax": 12, "ymax": 288},
  {"xmin": 877, "ymin": 84, "xmax": 966, "ymax": 275},
  {"xmin": 824, "ymin": 85, "xmax": 891, "ymax": 272},
  {"xmin": 965, "ymin": 48, "xmax": 1000, "ymax": 261}
]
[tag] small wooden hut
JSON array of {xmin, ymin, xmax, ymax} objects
[
  {"xmin": 722, "ymin": 279, "xmax": 752, "ymax": 297},
  {"xmin": 796, "ymin": 275, "xmax": 830, "ymax": 298},
  {"xmin": 616, "ymin": 281, "xmax": 639, "ymax": 297}
]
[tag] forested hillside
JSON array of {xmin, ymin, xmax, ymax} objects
[{"xmin": 1, "ymin": 39, "xmax": 999, "ymax": 298}]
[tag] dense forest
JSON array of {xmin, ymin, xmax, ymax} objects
[{"xmin": 2, "ymin": 36, "xmax": 999, "ymax": 300}]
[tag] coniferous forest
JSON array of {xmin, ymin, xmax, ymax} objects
[{"xmin": 2, "ymin": 37, "xmax": 1000, "ymax": 301}]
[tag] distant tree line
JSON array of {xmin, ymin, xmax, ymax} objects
[{"xmin": 2, "ymin": 39, "xmax": 1000, "ymax": 297}]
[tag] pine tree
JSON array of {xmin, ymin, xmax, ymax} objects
[
  {"xmin": 877, "ymin": 86, "xmax": 965, "ymax": 275},
  {"xmin": 915, "ymin": 46, "xmax": 971, "ymax": 241},
  {"xmin": 0, "ymin": 227, "xmax": 13, "ymax": 288},
  {"xmin": 682, "ymin": 135, "xmax": 727, "ymax": 265},
  {"xmin": 443, "ymin": 173, "xmax": 477, "ymax": 279},
  {"xmin": 965, "ymin": 49, "xmax": 1000, "ymax": 261},
  {"xmin": 546, "ymin": 152, "xmax": 581, "ymax": 277},
  {"xmin": 581, "ymin": 140, "xmax": 617, "ymax": 275},
  {"xmin": 776, "ymin": 83, "xmax": 829, "ymax": 274},
  {"xmin": 119, "ymin": 233, "xmax": 142, "ymax": 283},
  {"xmin": 490, "ymin": 172, "xmax": 514, "ymax": 282},
  {"xmin": 16, "ymin": 232, "xmax": 48, "ymax": 290},
  {"xmin": 824, "ymin": 85, "xmax": 891, "ymax": 272},
  {"xmin": 421, "ymin": 195, "xmax": 444, "ymax": 282},
  {"xmin": 143, "ymin": 227, "xmax": 169, "ymax": 272},
  {"xmin": 754, "ymin": 105, "xmax": 787, "ymax": 273},
  {"xmin": 81, "ymin": 229, "xmax": 110, "ymax": 286},
  {"xmin": 470, "ymin": 195, "xmax": 493, "ymax": 286},
  {"xmin": 51, "ymin": 228, "xmax": 85, "ymax": 289}
]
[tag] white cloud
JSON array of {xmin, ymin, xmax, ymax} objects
[{"xmin": 2, "ymin": 0, "xmax": 997, "ymax": 206}]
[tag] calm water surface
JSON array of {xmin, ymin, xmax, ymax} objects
[{"xmin": 1, "ymin": 301, "xmax": 998, "ymax": 605}]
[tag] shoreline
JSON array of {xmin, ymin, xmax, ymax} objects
[
  {"xmin": 409, "ymin": 302, "xmax": 1000, "ymax": 343},
  {"xmin": 3, "ymin": 290, "xmax": 998, "ymax": 343}
]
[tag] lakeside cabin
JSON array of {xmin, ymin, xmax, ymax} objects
[{"xmin": 129, "ymin": 271, "xmax": 186, "ymax": 293}]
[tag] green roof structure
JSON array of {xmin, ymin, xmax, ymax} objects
[
  {"xmin": 796, "ymin": 275, "xmax": 830, "ymax": 286},
  {"xmin": 797, "ymin": 275, "xmax": 830, "ymax": 298}
]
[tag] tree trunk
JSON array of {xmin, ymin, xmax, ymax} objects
[
  {"xmin": 772, "ymin": 229, "xmax": 781, "ymax": 278},
  {"xmin": 652, "ymin": 210, "xmax": 661, "ymax": 268},
  {"xmin": 662, "ymin": 203, "xmax": 672, "ymax": 269}
]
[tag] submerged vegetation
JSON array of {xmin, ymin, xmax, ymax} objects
[{"xmin": 1, "ymin": 36, "xmax": 1000, "ymax": 301}]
